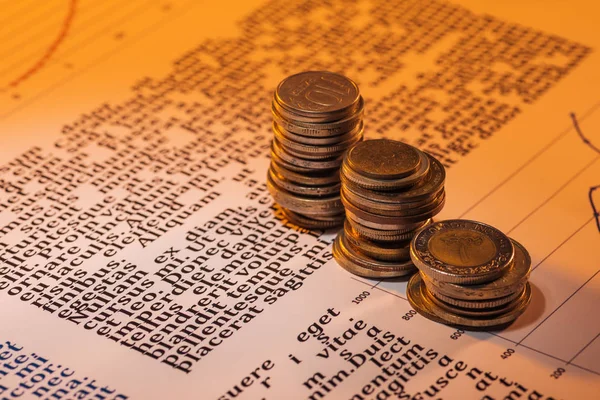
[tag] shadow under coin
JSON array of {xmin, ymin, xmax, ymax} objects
[{"xmin": 500, "ymin": 282, "xmax": 546, "ymax": 332}]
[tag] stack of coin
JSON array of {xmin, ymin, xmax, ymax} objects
[
  {"xmin": 267, "ymin": 71, "xmax": 364, "ymax": 229},
  {"xmin": 408, "ymin": 220, "xmax": 532, "ymax": 329},
  {"xmin": 333, "ymin": 139, "xmax": 446, "ymax": 278}
]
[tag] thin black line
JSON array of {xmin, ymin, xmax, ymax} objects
[
  {"xmin": 519, "ymin": 343, "xmax": 600, "ymax": 376},
  {"xmin": 572, "ymin": 112, "xmax": 600, "ymax": 154},
  {"xmin": 349, "ymin": 276, "xmax": 369, "ymax": 285},
  {"xmin": 507, "ymin": 157, "xmax": 599, "ymax": 235},
  {"xmin": 590, "ymin": 185, "xmax": 600, "ymax": 232},
  {"xmin": 371, "ymin": 280, "xmax": 382, "ymax": 289},
  {"xmin": 0, "ymin": 0, "xmax": 201, "ymax": 120},
  {"xmin": 568, "ymin": 363, "xmax": 600, "ymax": 376},
  {"xmin": 568, "ymin": 333, "xmax": 600, "ymax": 364},
  {"xmin": 531, "ymin": 217, "xmax": 593, "ymax": 272},
  {"xmin": 350, "ymin": 271, "xmax": 600, "ymax": 376},
  {"xmin": 373, "ymin": 285, "xmax": 408, "ymax": 301},
  {"xmin": 518, "ymin": 269, "xmax": 600, "ymax": 345},
  {"xmin": 459, "ymin": 101, "xmax": 600, "ymax": 218},
  {"xmin": 571, "ymin": 112, "xmax": 600, "ymax": 234},
  {"xmin": 361, "ymin": 284, "xmax": 600, "ymax": 375},
  {"xmin": 488, "ymin": 333, "xmax": 600, "ymax": 375}
]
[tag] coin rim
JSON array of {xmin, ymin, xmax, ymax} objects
[
  {"xmin": 410, "ymin": 219, "xmax": 514, "ymax": 284},
  {"xmin": 346, "ymin": 139, "xmax": 422, "ymax": 180}
]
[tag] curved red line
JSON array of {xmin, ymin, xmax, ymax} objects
[{"xmin": 8, "ymin": 0, "xmax": 77, "ymax": 88}]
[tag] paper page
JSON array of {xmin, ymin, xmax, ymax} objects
[{"xmin": 0, "ymin": 0, "xmax": 599, "ymax": 399}]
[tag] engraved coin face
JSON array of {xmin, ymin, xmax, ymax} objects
[
  {"xmin": 276, "ymin": 71, "xmax": 360, "ymax": 114},
  {"xmin": 429, "ymin": 230, "xmax": 496, "ymax": 267},
  {"xmin": 346, "ymin": 139, "xmax": 422, "ymax": 180},
  {"xmin": 425, "ymin": 238, "xmax": 532, "ymax": 300},
  {"xmin": 410, "ymin": 219, "xmax": 514, "ymax": 284}
]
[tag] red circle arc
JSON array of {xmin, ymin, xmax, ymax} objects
[{"xmin": 8, "ymin": 0, "xmax": 78, "ymax": 88}]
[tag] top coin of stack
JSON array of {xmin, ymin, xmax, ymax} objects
[
  {"xmin": 333, "ymin": 139, "xmax": 446, "ymax": 278},
  {"xmin": 267, "ymin": 71, "xmax": 364, "ymax": 229},
  {"xmin": 407, "ymin": 220, "xmax": 532, "ymax": 329}
]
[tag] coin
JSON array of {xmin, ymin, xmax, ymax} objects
[
  {"xmin": 407, "ymin": 273, "xmax": 531, "ymax": 329},
  {"xmin": 424, "ymin": 281, "xmax": 523, "ymax": 309},
  {"xmin": 268, "ymin": 168, "xmax": 341, "ymax": 197},
  {"xmin": 422, "ymin": 239, "xmax": 531, "ymax": 300},
  {"xmin": 269, "ymin": 161, "xmax": 339, "ymax": 186},
  {"xmin": 406, "ymin": 274, "xmax": 448, "ymax": 325},
  {"xmin": 268, "ymin": 71, "xmax": 364, "ymax": 229},
  {"xmin": 410, "ymin": 220, "xmax": 514, "ymax": 284},
  {"xmin": 275, "ymin": 71, "xmax": 360, "ymax": 117},
  {"xmin": 342, "ymin": 190, "xmax": 445, "ymax": 227},
  {"xmin": 341, "ymin": 154, "xmax": 445, "ymax": 205},
  {"xmin": 345, "ymin": 139, "xmax": 422, "ymax": 180},
  {"xmin": 333, "ymin": 231, "xmax": 416, "ymax": 278},
  {"xmin": 272, "ymin": 104, "xmax": 363, "ymax": 136},
  {"xmin": 342, "ymin": 150, "xmax": 430, "ymax": 191},
  {"xmin": 341, "ymin": 185, "xmax": 442, "ymax": 212},
  {"xmin": 344, "ymin": 220, "xmax": 411, "ymax": 261},
  {"xmin": 274, "ymin": 120, "xmax": 362, "ymax": 145},
  {"xmin": 348, "ymin": 217, "xmax": 431, "ymax": 242},
  {"xmin": 272, "ymin": 139, "xmax": 345, "ymax": 170},
  {"xmin": 342, "ymin": 187, "xmax": 446, "ymax": 217},
  {"xmin": 267, "ymin": 175, "xmax": 342, "ymax": 216},
  {"xmin": 274, "ymin": 122, "xmax": 364, "ymax": 158},
  {"xmin": 282, "ymin": 208, "xmax": 344, "ymax": 230}
]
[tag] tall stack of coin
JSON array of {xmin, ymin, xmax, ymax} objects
[
  {"xmin": 267, "ymin": 71, "xmax": 364, "ymax": 229},
  {"xmin": 408, "ymin": 220, "xmax": 532, "ymax": 329},
  {"xmin": 333, "ymin": 139, "xmax": 446, "ymax": 278}
]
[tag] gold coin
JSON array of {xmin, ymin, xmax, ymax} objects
[
  {"xmin": 345, "ymin": 139, "xmax": 422, "ymax": 180},
  {"xmin": 408, "ymin": 273, "xmax": 531, "ymax": 329},
  {"xmin": 341, "ymin": 153, "xmax": 445, "ymax": 204},
  {"xmin": 422, "ymin": 239, "xmax": 531, "ymax": 300},
  {"xmin": 274, "ymin": 121, "xmax": 363, "ymax": 157},
  {"xmin": 424, "ymin": 282, "xmax": 524, "ymax": 312},
  {"xmin": 341, "ymin": 184, "xmax": 443, "ymax": 212},
  {"xmin": 273, "ymin": 119, "xmax": 364, "ymax": 146},
  {"xmin": 333, "ymin": 230, "xmax": 416, "ymax": 278},
  {"xmin": 270, "ymin": 161, "xmax": 339, "ymax": 186},
  {"xmin": 344, "ymin": 220, "xmax": 411, "ymax": 261},
  {"xmin": 281, "ymin": 208, "xmax": 344, "ymax": 229},
  {"xmin": 407, "ymin": 274, "xmax": 449, "ymax": 325},
  {"xmin": 347, "ymin": 217, "xmax": 430, "ymax": 242},
  {"xmin": 342, "ymin": 186, "xmax": 446, "ymax": 217},
  {"xmin": 410, "ymin": 220, "xmax": 514, "ymax": 284},
  {"xmin": 341, "ymin": 149, "xmax": 430, "ymax": 191},
  {"xmin": 268, "ymin": 168, "xmax": 340, "ymax": 197},
  {"xmin": 342, "ymin": 190, "xmax": 445, "ymax": 227},
  {"xmin": 272, "ymin": 105, "xmax": 363, "ymax": 137},
  {"xmin": 272, "ymin": 139, "xmax": 344, "ymax": 170},
  {"xmin": 267, "ymin": 175, "xmax": 342, "ymax": 217}
]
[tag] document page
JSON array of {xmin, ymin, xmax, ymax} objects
[{"xmin": 0, "ymin": 0, "xmax": 598, "ymax": 398}]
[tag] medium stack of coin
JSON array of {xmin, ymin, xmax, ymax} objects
[
  {"xmin": 333, "ymin": 139, "xmax": 446, "ymax": 278},
  {"xmin": 408, "ymin": 219, "xmax": 532, "ymax": 329},
  {"xmin": 267, "ymin": 71, "xmax": 364, "ymax": 229}
]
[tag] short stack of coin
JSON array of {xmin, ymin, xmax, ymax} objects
[
  {"xmin": 333, "ymin": 139, "xmax": 446, "ymax": 278},
  {"xmin": 267, "ymin": 71, "xmax": 364, "ymax": 229},
  {"xmin": 408, "ymin": 219, "xmax": 532, "ymax": 329}
]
